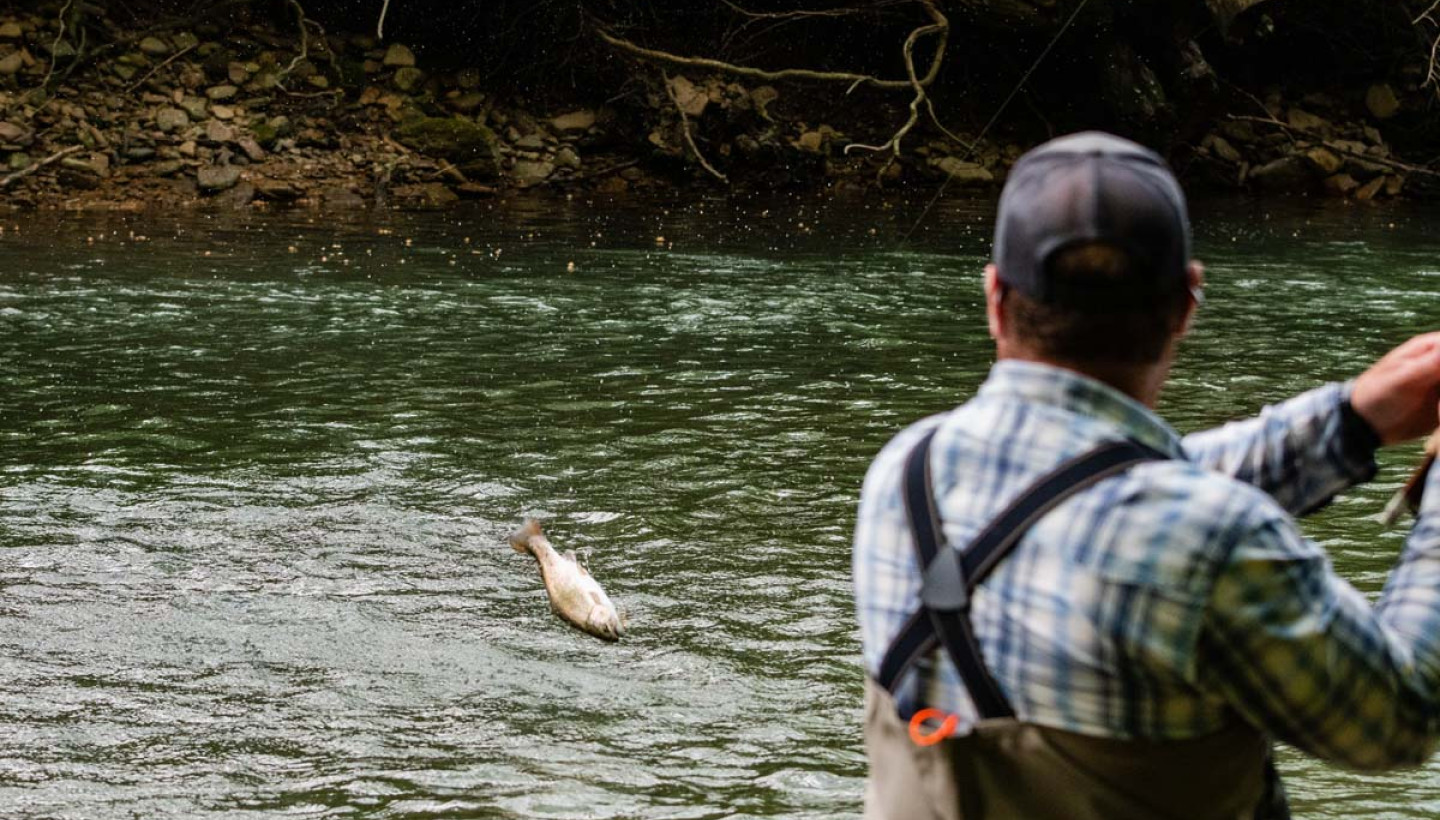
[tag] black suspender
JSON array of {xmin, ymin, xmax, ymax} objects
[{"xmin": 876, "ymin": 427, "xmax": 1167, "ymax": 720}]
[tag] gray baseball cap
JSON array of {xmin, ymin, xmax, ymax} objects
[{"xmin": 993, "ymin": 132, "xmax": 1191, "ymax": 309}]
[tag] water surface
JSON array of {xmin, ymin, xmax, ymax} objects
[{"xmin": 1, "ymin": 195, "xmax": 1438, "ymax": 817}]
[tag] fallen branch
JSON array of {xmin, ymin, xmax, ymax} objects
[
  {"xmin": 596, "ymin": 0, "xmax": 945, "ymax": 92},
  {"xmin": 125, "ymin": 42, "xmax": 195, "ymax": 92},
  {"xmin": 377, "ymin": 0, "xmax": 392, "ymax": 40},
  {"xmin": 663, "ymin": 71, "xmax": 728, "ymax": 183},
  {"xmin": 0, "ymin": 146, "xmax": 83, "ymax": 190},
  {"xmin": 1227, "ymin": 114, "xmax": 1440, "ymax": 177}
]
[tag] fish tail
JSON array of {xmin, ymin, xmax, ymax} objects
[{"xmin": 508, "ymin": 518, "xmax": 543, "ymax": 553}]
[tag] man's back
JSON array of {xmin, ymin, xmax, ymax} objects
[{"xmin": 855, "ymin": 359, "xmax": 1440, "ymax": 765}]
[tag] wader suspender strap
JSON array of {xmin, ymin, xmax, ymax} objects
[{"xmin": 876, "ymin": 428, "xmax": 1168, "ymax": 719}]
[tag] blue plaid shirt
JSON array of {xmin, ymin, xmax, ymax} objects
[{"xmin": 854, "ymin": 360, "xmax": 1440, "ymax": 770}]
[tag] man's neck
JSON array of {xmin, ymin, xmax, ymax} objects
[{"xmin": 995, "ymin": 349, "xmax": 1168, "ymax": 408}]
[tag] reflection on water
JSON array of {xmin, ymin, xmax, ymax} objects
[{"xmin": 1, "ymin": 196, "xmax": 1438, "ymax": 817}]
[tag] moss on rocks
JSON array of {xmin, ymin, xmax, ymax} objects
[{"xmin": 395, "ymin": 116, "xmax": 500, "ymax": 178}]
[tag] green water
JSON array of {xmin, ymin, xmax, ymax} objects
[{"xmin": 0, "ymin": 196, "xmax": 1438, "ymax": 818}]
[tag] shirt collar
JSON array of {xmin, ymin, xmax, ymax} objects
[{"xmin": 976, "ymin": 359, "xmax": 1186, "ymax": 458}]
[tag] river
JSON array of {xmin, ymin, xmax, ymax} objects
[{"xmin": 1, "ymin": 195, "xmax": 1438, "ymax": 818}]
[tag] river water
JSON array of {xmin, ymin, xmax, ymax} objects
[{"xmin": 0, "ymin": 196, "xmax": 1437, "ymax": 818}]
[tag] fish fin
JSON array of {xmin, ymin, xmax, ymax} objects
[
  {"xmin": 566, "ymin": 550, "xmax": 592, "ymax": 575},
  {"xmin": 508, "ymin": 518, "xmax": 543, "ymax": 553}
]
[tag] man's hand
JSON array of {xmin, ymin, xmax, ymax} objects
[{"xmin": 1352, "ymin": 332, "xmax": 1440, "ymax": 446}]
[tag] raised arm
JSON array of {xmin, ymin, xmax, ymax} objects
[
  {"xmin": 1183, "ymin": 332, "xmax": 1440, "ymax": 516},
  {"xmin": 1196, "ymin": 464, "xmax": 1440, "ymax": 770}
]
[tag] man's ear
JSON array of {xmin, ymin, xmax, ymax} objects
[
  {"xmin": 1176, "ymin": 260, "xmax": 1204, "ymax": 337},
  {"xmin": 985, "ymin": 265, "xmax": 1004, "ymax": 340}
]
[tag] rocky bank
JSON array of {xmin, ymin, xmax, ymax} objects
[{"xmin": 0, "ymin": 3, "xmax": 1434, "ymax": 210}]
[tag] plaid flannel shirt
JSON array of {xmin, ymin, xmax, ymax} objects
[{"xmin": 854, "ymin": 359, "xmax": 1440, "ymax": 770}]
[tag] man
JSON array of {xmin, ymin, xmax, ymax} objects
[{"xmin": 852, "ymin": 131, "xmax": 1440, "ymax": 819}]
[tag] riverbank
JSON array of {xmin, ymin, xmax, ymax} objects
[{"xmin": 0, "ymin": 1, "xmax": 1435, "ymax": 210}]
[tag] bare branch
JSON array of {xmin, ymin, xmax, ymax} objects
[
  {"xmin": 125, "ymin": 42, "xmax": 195, "ymax": 92},
  {"xmin": 843, "ymin": 1, "xmax": 948, "ymax": 179},
  {"xmin": 377, "ymin": 0, "xmax": 392, "ymax": 40},
  {"xmin": 663, "ymin": 71, "xmax": 728, "ymax": 183},
  {"xmin": 0, "ymin": 145, "xmax": 83, "ymax": 190},
  {"xmin": 596, "ymin": 0, "xmax": 947, "ymax": 92}
]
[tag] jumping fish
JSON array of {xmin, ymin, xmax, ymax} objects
[
  {"xmin": 1380, "ymin": 428, "xmax": 1440, "ymax": 526},
  {"xmin": 508, "ymin": 519, "xmax": 624, "ymax": 642}
]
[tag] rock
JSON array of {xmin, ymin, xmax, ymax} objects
[
  {"xmin": 306, "ymin": 74, "xmax": 330, "ymax": 89},
  {"xmin": 1323, "ymin": 173, "xmax": 1359, "ymax": 196},
  {"xmin": 0, "ymin": 120, "xmax": 29, "ymax": 145},
  {"xmin": 797, "ymin": 130, "xmax": 824, "ymax": 153},
  {"xmin": 209, "ymin": 104, "xmax": 235, "ymax": 120},
  {"xmin": 393, "ymin": 66, "xmax": 424, "ymax": 92},
  {"xmin": 197, "ymin": 164, "xmax": 241, "ymax": 192},
  {"xmin": 512, "ymin": 159, "xmax": 555, "ymax": 186},
  {"xmin": 1363, "ymin": 125, "xmax": 1385, "ymax": 147},
  {"xmin": 383, "ymin": 43, "xmax": 416, "ymax": 67},
  {"xmin": 1354, "ymin": 176, "xmax": 1386, "ymax": 202},
  {"xmin": 1304, "ymin": 147, "xmax": 1343, "ymax": 175},
  {"xmin": 172, "ymin": 32, "xmax": 200, "ymax": 51},
  {"xmin": 236, "ymin": 137, "xmax": 265, "ymax": 161},
  {"xmin": 1384, "ymin": 175, "xmax": 1405, "ymax": 197},
  {"xmin": 667, "ymin": 75, "xmax": 708, "ymax": 117},
  {"xmin": 206, "ymin": 85, "xmax": 238, "ymax": 101},
  {"xmin": 394, "ymin": 116, "xmax": 501, "ymax": 176},
  {"xmin": 550, "ymin": 110, "xmax": 595, "ymax": 133},
  {"xmin": 179, "ymin": 96, "xmax": 209, "ymax": 119},
  {"xmin": 555, "ymin": 146, "xmax": 581, "ymax": 171},
  {"xmin": 138, "ymin": 36, "xmax": 170, "ymax": 56},
  {"xmin": 1249, "ymin": 155, "xmax": 1313, "ymax": 191},
  {"xmin": 455, "ymin": 182, "xmax": 497, "ymax": 198},
  {"xmin": 931, "ymin": 157, "xmax": 994, "ymax": 186},
  {"xmin": 0, "ymin": 22, "xmax": 23, "ymax": 39},
  {"xmin": 751, "ymin": 86, "xmax": 779, "ymax": 120},
  {"xmin": 1366, "ymin": 84, "xmax": 1401, "ymax": 120},
  {"xmin": 1286, "ymin": 108, "xmax": 1329, "ymax": 133},
  {"xmin": 155, "ymin": 107, "xmax": 190, "ymax": 133},
  {"xmin": 0, "ymin": 50, "xmax": 24, "ymax": 76},
  {"xmin": 150, "ymin": 159, "xmax": 185, "ymax": 176},
  {"xmin": 594, "ymin": 175, "xmax": 628, "ymax": 195},
  {"xmin": 1204, "ymin": 134, "xmax": 1242, "ymax": 164},
  {"xmin": 514, "ymin": 133, "xmax": 546, "ymax": 151},
  {"xmin": 448, "ymin": 92, "xmax": 485, "ymax": 114},
  {"xmin": 61, "ymin": 156, "xmax": 107, "ymax": 176},
  {"xmin": 125, "ymin": 146, "xmax": 156, "ymax": 161},
  {"xmin": 213, "ymin": 180, "xmax": 255, "ymax": 208},
  {"xmin": 254, "ymin": 179, "xmax": 301, "ymax": 201},
  {"xmin": 228, "ymin": 62, "xmax": 249, "ymax": 84},
  {"xmin": 318, "ymin": 186, "xmax": 366, "ymax": 208},
  {"xmin": 178, "ymin": 140, "xmax": 197, "ymax": 157},
  {"xmin": 205, "ymin": 121, "xmax": 234, "ymax": 143},
  {"xmin": 7, "ymin": 152, "xmax": 30, "ymax": 171},
  {"xmin": 112, "ymin": 62, "xmax": 139, "ymax": 81},
  {"xmin": 393, "ymin": 182, "xmax": 459, "ymax": 205}
]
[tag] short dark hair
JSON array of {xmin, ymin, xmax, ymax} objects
[{"xmin": 1000, "ymin": 242, "xmax": 1188, "ymax": 365}]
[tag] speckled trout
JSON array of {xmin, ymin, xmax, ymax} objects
[{"xmin": 508, "ymin": 519, "xmax": 624, "ymax": 642}]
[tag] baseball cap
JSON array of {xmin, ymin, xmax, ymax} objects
[{"xmin": 993, "ymin": 132, "xmax": 1191, "ymax": 309}]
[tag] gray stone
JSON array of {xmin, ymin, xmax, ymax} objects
[
  {"xmin": 150, "ymin": 160, "xmax": 185, "ymax": 176},
  {"xmin": 172, "ymin": 32, "xmax": 200, "ymax": 51},
  {"xmin": 0, "ymin": 50, "xmax": 25, "ymax": 75},
  {"xmin": 0, "ymin": 22, "xmax": 23, "ymax": 39},
  {"xmin": 155, "ymin": 107, "xmax": 190, "ymax": 133},
  {"xmin": 319, "ymin": 186, "xmax": 366, "ymax": 208},
  {"xmin": 1366, "ymin": 84, "xmax": 1401, "ymax": 121},
  {"xmin": 0, "ymin": 120, "xmax": 30, "ymax": 145},
  {"xmin": 228, "ymin": 61, "xmax": 250, "ymax": 85},
  {"xmin": 393, "ymin": 66, "xmax": 424, "ymax": 92},
  {"xmin": 448, "ymin": 92, "xmax": 485, "ymax": 114},
  {"xmin": 383, "ymin": 43, "xmax": 416, "ymax": 67},
  {"xmin": 111, "ymin": 62, "xmax": 138, "ymax": 81},
  {"xmin": 393, "ymin": 182, "xmax": 459, "ymax": 205},
  {"xmin": 667, "ymin": 75, "xmax": 707, "ymax": 118},
  {"xmin": 125, "ymin": 146, "xmax": 156, "ymax": 161},
  {"xmin": 555, "ymin": 146, "xmax": 581, "ymax": 171},
  {"xmin": 254, "ymin": 178, "xmax": 301, "ymax": 200},
  {"xmin": 1206, "ymin": 134, "xmax": 1242, "ymax": 164},
  {"xmin": 236, "ymin": 137, "xmax": 265, "ymax": 161},
  {"xmin": 205, "ymin": 120, "xmax": 235, "ymax": 143},
  {"xmin": 206, "ymin": 84, "xmax": 238, "ymax": 101},
  {"xmin": 511, "ymin": 159, "xmax": 555, "ymax": 186},
  {"xmin": 1323, "ymin": 173, "xmax": 1359, "ymax": 196},
  {"xmin": 209, "ymin": 104, "xmax": 236, "ymax": 120},
  {"xmin": 1355, "ymin": 176, "xmax": 1386, "ymax": 202},
  {"xmin": 1305, "ymin": 147, "xmax": 1343, "ymax": 175},
  {"xmin": 197, "ymin": 165, "xmax": 241, "ymax": 192},
  {"xmin": 1249, "ymin": 155, "xmax": 1313, "ymax": 191},
  {"xmin": 931, "ymin": 157, "xmax": 994, "ymax": 186},
  {"xmin": 514, "ymin": 133, "xmax": 546, "ymax": 151},
  {"xmin": 1286, "ymin": 108, "xmax": 1329, "ymax": 133},
  {"xmin": 213, "ymin": 180, "xmax": 255, "ymax": 208},
  {"xmin": 550, "ymin": 110, "xmax": 595, "ymax": 133},
  {"xmin": 139, "ymin": 36, "xmax": 170, "ymax": 56},
  {"xmin": 7, "ymin": 152, "xmax": 30, "ymax": 171},
  {"xmin": 179, "ymin": 96, "xmax": 208, "ymax": 120}
]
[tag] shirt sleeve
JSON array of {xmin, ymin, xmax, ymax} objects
[
  {"xmin": 1196, "ymin": 467, "xmax": 1440, "ymax": 771},
  {"xmin": 1180, "ymin": 382, "xmax": 1379, "ymax": 517}
]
